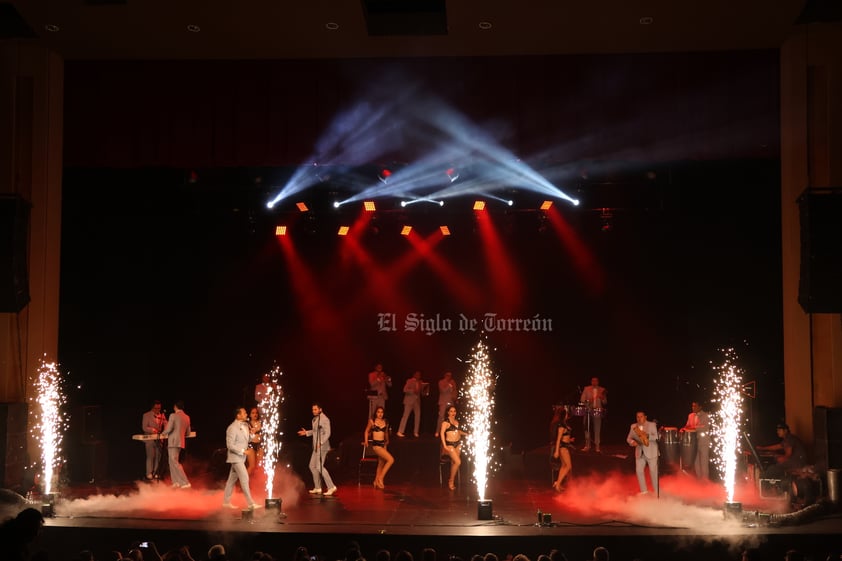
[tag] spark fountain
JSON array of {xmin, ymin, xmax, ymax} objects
[
  {"xmin": 258, "ymin": 365, "xmax": 284, "ymax": 510},
  {"xmin": 463, "ymin": 340, "xmax": 496, "ymax": 520},
  {"xmin": 711, "ymin": 347, "xmax": 745, "ymax": 520},
  {"xmin": 31, "ymin": 358, "xmax": 68, "ymax": 514}
]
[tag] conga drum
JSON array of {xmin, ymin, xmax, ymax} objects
[
  {"xmin": 680, "ymin": 429, "xmax": 697, "ymax": 471},
  {"xmin": 660, "ymin": 427, "xmax": 679, "ymax": 470}
]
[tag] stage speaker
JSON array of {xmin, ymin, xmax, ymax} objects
[
  {"xmin": 78, "ymin": 405, "xmax": 103, "ymax": 443},
  {"xmin": 70, "ymin": 441, "xmax": 108, "ymax": 483},
  {"xmin": 798, "ymin": 189, "xmax": 842, "ymax": 313},
  {"xmin": 0, "ymin": 195, "xmax": 31, "ymax": 313},
  {"xmin": 813, "ymin": 406, "xmax": 842, "ymax": 471},
  {"xmin": 0, "ymin": 403, "xmax": 28, "ymax": 489}
]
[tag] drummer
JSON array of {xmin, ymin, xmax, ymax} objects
[
  {"xmin": 680, "ymin": 401, "xmax": 711, "ymax": 480},
  {"xmin": 580, "ymin": 377, "xmax": 607, "ymax": 453}
]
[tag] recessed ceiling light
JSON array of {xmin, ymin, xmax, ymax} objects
[
  {"xmin": 44, "ymin": 24, "xmax": 60, "ymax": 32},
  {"xmin": 639, "ymin": 16, "xmax": 654, "ymax": 25},
  {"xmin": 478, "ymin": 21, "xmax": 493, "ymax": 30},
  {"xmin": 187, "ymin": 24, "xmax": 201, "ymax": 33},
  {"xmin": 325, "ymin": 22, "xmax": 340, "ymax": 30}
]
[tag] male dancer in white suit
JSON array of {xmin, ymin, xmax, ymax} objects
[
  {"xmin": 627, "ymin": 410, "xmax": 659, "ymax": 495},
  {"xmin": 222, "ymin": 407, "xmax": 260, "ymax": 509}
]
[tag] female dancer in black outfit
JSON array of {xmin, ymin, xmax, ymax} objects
[
  {"xmin": 363, "ymin": 406, "xmax": 394, "ymax": 489},
  {"xmin": 552, "ymin": 406, "xmax": 574, "ymax": 492},
  {"xmin": 440, "ymin": 405, "xmax": 468, "ymax": 491}
]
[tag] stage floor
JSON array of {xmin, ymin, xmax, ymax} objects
[{"xmin": 15, "ymin": 443, "xmax": 842, "ymax": 561}]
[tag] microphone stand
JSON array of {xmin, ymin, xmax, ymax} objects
[{"xmin": 316, "ymin": 414, "xmax": 326, "ymax": 502}]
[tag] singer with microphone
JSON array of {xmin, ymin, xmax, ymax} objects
[
  {"xmin": 626, "ymin": 410, "xmax": 659, "ymax": 496},
  {"xmin": 297, "ymin": 403, "xmax": 337, "ymax": 496}
]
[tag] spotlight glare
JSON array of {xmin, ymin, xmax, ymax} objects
[
  {"xmin": 573, "ymin": 199, "xmax": 580, "ymax": 206},
  {"xmin": 401, "ymin": 201, "xmax": 407, "ymax": 208},
  {"xmin": 275, "ymin": 226, "xmax": 287, "ymax": 236},
  {"xmin": 440, "ymin": 226, "xmax": 451, "ymax": 236},
  {"xmin": 473, "ymin": 201, "xmax": 486, "ymax": 211},
  {"xmin": 401, "ymin": 225, "xmax": 412, "ymax": 236},
  {"xmin": 439, "ymin": 201, "xmax": 444, "ymax": 207},
  {"xmin": 364, "ymin": 201, "xmax": 376, "ymax": 212},
  {"xmin": 333, "ymin": 201, "xmax": 340, "ymax": 209},
  {"xmin": 338, "ymin": 226, "xmax": 350, "ymax": 236},
  {"xmin": 266, "ymin": 201, "xmax": 275, "ymax": 209},
  {"xmin": 507, "ymin": 200, "xmax": 513, "ymax": 206},
  {"xmin": 540, "ymin": 201, "xmax": 553, "ymax": 210},
  {"xmin": 296, "ymin": 202, "xmax": 309, "ymax": 212}
]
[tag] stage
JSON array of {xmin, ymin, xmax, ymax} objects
[{"xmin": 12, "ymin": 438, "xmax": 842, "ymax": 561}]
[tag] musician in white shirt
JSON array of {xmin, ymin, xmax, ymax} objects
[
  {"xmin": 680, "ymin": 401, "xmax": 711, "ymax": 480},
  {"xmin": 579, "ymin": 377, "xmax": 607, "ymax": 452},
  {"xmin": 141, "ymin": 400, "xmax": 167, "ymax": 480}
]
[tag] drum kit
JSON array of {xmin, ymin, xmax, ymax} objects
[
  {"xmin": 560, "ymin": 403, "xmax": 605, "ymax": 418},
  {"xmin": 554, "ymin": 403, "xmax": 606, "ymax": 450}
]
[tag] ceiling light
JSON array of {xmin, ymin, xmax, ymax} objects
[
  {"xmin": 540, "ymin": 201, "xmax": 553, "ymax": 210},
  {"xmin": 296, "ymin": 202, "xmax": 309, "ymax": 212},
  {"xmin": 478, "ymin": 21, "xmax": 493, "ymax": 30},
  {"xmin": 401, "ymin": 226, "xmax": 412, "ymax": 236},
  {"xmin": 364, "ymin": 201, "xmax": 376, "ymax": 211},
  {"xmin": 187, "ymin": 24, "xmax": 201, "ymax": 32},
  {"xmin": 473, "ymin": 201, "xmax": 486, "ymax": 211},
  {"xmin": 440, "ymin": 226, "xmax": 451, "ymax": 236},
  {"xmin": 338, "ymin": 226, "xmax": 350, "ymax": 236},
  {"xmin": 44, "ymin": 24, "xmax": 60, "ymax": 32},
  {"xmin": 275, "ymin": 226, "xmax": 287, "ymax": 236},
  {"xmin": 325, "ymin": 22, "xmax": 340, "ymax": 30}
]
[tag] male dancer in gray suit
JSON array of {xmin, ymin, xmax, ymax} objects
[
  {"xmin": 297, "ymin": 403, "xmax": 337, "ymax": 496},
  {"xmin": 160, "ymin": 400, "xmax": 191, "ymax": 488},
  {"xmin": 627, "ymin": 410, "xmax": 659, "ymax": 495},
  {"xmin": 222, "ymin": 407, "xmax": 260, "ymax": 509}
]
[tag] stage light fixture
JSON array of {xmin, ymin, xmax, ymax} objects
[
  {"xmin": 364, "ymin": 201, "xmax": 376, "ymax": 212},
  {"xmin": 401, "ymin": 226, "xmax": 412, "ymax": 236},
  {"xmin": 540, "ymin": 201, "xmax": 553, "ymax": 210},
  {"xmin": 296, "ymin": 202, "xmax": 309, "ymax": 212},
  {"xmin": 338, "ymin": 226, "xmax": 350, "ymax": 236},
  {"xmin": 473, "ymin": 201, "xmax": 486, "ymax": 211},
  {"xmin": 275, "ymin": 226, "xmax": 287, "ymax": 236},
  {"xmin": 440, "ymin": 226, "xmax": 451, "ymax": 236},
  {"xmin": 378, "ymin": 168, "xmax": 392, "ymax": 184},
  {"xmin": 446, "ymin": 167, "xmax": 459, "ymax": 183}
]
